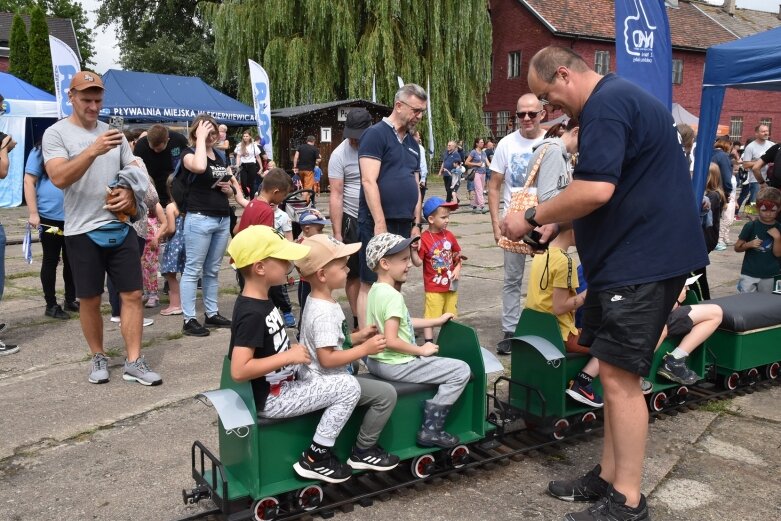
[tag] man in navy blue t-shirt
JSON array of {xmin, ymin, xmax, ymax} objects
[
  {"xmin": 356, "ymin": 84, "xmax": 425, "ymax": 327},
  {"xmin": 503, "ymin": 46, "xmax": 708, "ymax": 521}
]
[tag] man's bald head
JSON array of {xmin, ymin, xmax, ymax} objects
[
  {"xmin": 517, "ymin": 94, "xmax": 543, "ymax": 112},
  {"xmin": 529, "ymin": 46, "xmax": 591, "ymax": 84}
]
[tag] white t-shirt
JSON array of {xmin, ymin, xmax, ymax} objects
[
  {"xmin": 489, "ymin": 130, "xmax": 546, "ymax": 212},
  {"xmin": 742, "ymin": 139, "xmax": 775, "ymax": 182},
  {"xmin": 274, "ymin": 207, "xmax": 292, "ymax": 234},
  {"xmin": 234, "ymin": 142, "xmax": 261, "ymax": 164},
  {"xmin": 327, "ymin": 139, "xmax": 361, "ymax": 218},
  {"xmin": 298, "ymin": 297, "xmax": 350, "ymax": 379}
]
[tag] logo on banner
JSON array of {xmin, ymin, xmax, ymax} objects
[
  {"xmin": 623, "ymin": 0, "xmax": 657, "ymax": 61},
  {"xmin": 55, "ymin": 64, "xmax": 77, "ymax": 116},
  {"xmin": 253, "ymin": 81, "xmax": 272, "ymax": 148}
]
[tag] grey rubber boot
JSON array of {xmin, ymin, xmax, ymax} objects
[{"xmin": 416, "ymin": 400, "xmax": 460, "ymax": 448}]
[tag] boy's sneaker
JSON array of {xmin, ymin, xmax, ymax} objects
[
  {"xmin": 565, "ymin": 380, "xmax": 604, "ymax": 408},
  {"xmin": 88, "ymin": 353, "xmax": 110, "ymax": 384},
  {"xmin": 347, "ymin": 445, "xmax": 400, "ymax": 471},
  {"xmin": 657, "ymin": 354, "xmax": 698, "ymax": 385},
  {"xmin": 183, "ymin": 318, "xmax": 210, "ymax": 337},
  {"xmin": 204, "ymin": 313, "xmax": 231, "ymax": 328},
  {"xmin": 640, "ymin": 378, "xmax": 653, "ymax": 395},
  {"xmin": 564, "ymin": 486, "xmax": 649, "ymax": 520},
  {"xmin": 45, "ymin": 304, "xmax": 70, "ymax": 320},
  {"xmin": 548, "ymin": 464, "xmax": 609, "ymax": 502},
  {"xmin": 293, "ymin": 451, "xmax": 352, "ymax": 484},
  {"xmin": 714, "ymin": 242, "xmax": 727, "ymax": 251},
  {"xmin": 496, "ymin": 331, "xmax": 513, "ymax": 355},
  {"xmin": 283, "ymin": 312, "xmax": 297, "ymax": 328},
  {"xmin": 123, "ymin": 356, "xmax": 162, "ymax": 386},
  {"xmin": 0, "ymin": 340, "xmax": 19, "ymax": 356}
]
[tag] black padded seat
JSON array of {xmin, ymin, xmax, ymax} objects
[{"xmin": 706, "ymin": 293, "xmax": 781, "ymax": 333}]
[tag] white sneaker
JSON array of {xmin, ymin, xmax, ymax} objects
[
  {"xmin": 110, "ymin": 316, "xmax": 121, "ymax": 323},
  {"xmin": 111, "ymin": 317, "xmax": 154, "ymax": 327}
]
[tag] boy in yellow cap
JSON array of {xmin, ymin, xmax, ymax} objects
[{"xmin": 227, "ymin": 225, "xmax": 360, "ymax": 483}]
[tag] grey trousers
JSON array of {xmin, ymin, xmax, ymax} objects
[
  {"xmin": 502, "ymin": 249, "xmax": 527, "ymax": 334},
  {"xmin": 365, "ymin": 356, "xmax": 470, "ymax": 406},
  {"xmin": 261, "ymin": 374, "xmax": 360, "ymax": 447},
  {"xmin": 355, "ymin": 377, "xmax": 397, "ymax": 449}
]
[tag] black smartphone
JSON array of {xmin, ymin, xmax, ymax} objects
[
  {"xmin": 522, "ymin": 230, "xmax": 549, "ymax": 251},
  {"xmin": 211, "ymin": 173, "xmax": 233, "ymax": 189}
]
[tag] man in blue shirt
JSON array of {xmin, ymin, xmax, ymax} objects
[
  {"xmin": 505, "ymin": 46, "xmax": 708, "ymax": 521},
  {"xmin": 438, "ymin": 141, "xmax": 462, "ymax": 203},
  {"xmin": 356, "ymin": 84, "xmax": 426, "ymax": 327}
]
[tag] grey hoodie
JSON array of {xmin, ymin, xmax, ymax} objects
[{"xmin": 530, "ymin": 137, "xmax": 572, "ymax": 203}]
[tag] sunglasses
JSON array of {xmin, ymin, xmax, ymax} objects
[{"xmin": 516, "ymin": 111, "xmax": 543, "ymax": 120}]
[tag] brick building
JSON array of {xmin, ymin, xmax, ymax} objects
[{"xmin": 484, "ymin": 0, "xmax": 781, "ymax": 144}]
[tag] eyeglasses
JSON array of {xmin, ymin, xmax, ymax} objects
[
  {"xmin": 399, "ymin": 100, "xmax": 427, "ymax": 115},
  {"xmin": 516, "ymin": 110, "xmax": 543, "ymax": 120}
]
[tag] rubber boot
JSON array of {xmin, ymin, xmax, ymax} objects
[{"xmin": 416, "ymin": 400, "xmax": 460, "ymax": 448}]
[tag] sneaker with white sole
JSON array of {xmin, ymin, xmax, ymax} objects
[
  {"xmin": 111, "ymin": 317, "xmax": 154, "ymax": 327},
  {"xmin": 0, "ymin": 340, "xmax": 20, "ymax": 357},
  {"xmin": 347, "ymin": 445, "xmax": 400, "ymax": 471},
  {"xmin": 293, "ymin": 451, "xmax": 352, "ymax": 483},
  {"xmin": 549, "ymin": 464, "xmax": 609, "ymax": 502},
  {"xmin": 123, "ymin": 356, "xmax": 162, "ymax": 386},
  {"xmin": 89, "ymin": 353, "xmax": 110, "ymax": 384}
]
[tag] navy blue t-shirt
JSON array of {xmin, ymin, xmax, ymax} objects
[
  {"xmin": 572, "ymin": 74, "xmax": 708, "ymax": 291},
  {"xmin": 358, "ymin": 119, "xmax": 421, "ymax": 221},
  {"xmin": 441, "ymin": 149, "xmax": 461, "ymax": 174}
]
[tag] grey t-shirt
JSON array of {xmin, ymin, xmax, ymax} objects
[
  {"xmin": 742, "ymin": 139, "xmax": 775, "ymax": 182},
  {"xmin": 42, "ymin": 119, "xmax": 137, "ymax": 236},
  {"xmin": 327, "ymin": 139, "xmax": 361, "ymax": 219},
  {"xmin": 532, "ymin": 137, "xmax": 571, "ymax": 203},
  {"xmin": 299, "ymin": 296, "xmax": 350, "ymax": 378}
]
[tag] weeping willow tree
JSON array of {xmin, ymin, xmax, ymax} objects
[{"xmin": 200, "ymin": 0, "xmax": 492, "ymax": 151}]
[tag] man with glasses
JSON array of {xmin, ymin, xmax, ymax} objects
[
  {"xmin": 356, "ymin": 84, "xmax": 426, "ymax": 328},
  {"xmin": 503, "ymin": 46, "xmax": 706, "ymax": 521},
  {"xmin": 488, "ymin": 93, "xmax": 546, "ymax": 354}
]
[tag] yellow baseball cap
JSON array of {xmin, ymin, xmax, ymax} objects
[{"xmin": 228, "ymin": 225, "xmax": 310, "ymax": 268}]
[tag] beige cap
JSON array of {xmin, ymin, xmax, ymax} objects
[{"xmin": 294, "ymin": 235, "xmax": 361, "ymax": 277}]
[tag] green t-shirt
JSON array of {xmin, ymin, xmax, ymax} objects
[
  {"xmin": 366, "ymin": 282, "xmax": 416, "ymax": 364},
  {"xmin": 738, "ymin": 220, "xmax": 781, "ymax": 278}
]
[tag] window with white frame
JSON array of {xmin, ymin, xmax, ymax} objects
[
  {"xmin": 729, "ymin": 116, "xmax": 743, "ymax": 141},
  {"xmin": 507, "ymin": 52, "xmax": 521, "ymax": 79},
  {"xmin": 482, "ymin": 112, "xmax": 493, "ymax": 137},
  {"xmin": 497, "ymin": 111, "xmax": 510, "ymax": 137},
  {"xmin": 595, "ymin": 51, "xmax": 610, "ymax": 75},
  {"xmin": 672, "ymin": 59, "xmax": 683, "ymax": 85}
]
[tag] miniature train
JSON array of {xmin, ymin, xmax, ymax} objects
[{"xmin": 182, "ymin": 291, "xmax": 781, "ymax": 521}]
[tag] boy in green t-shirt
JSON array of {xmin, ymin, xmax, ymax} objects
[
  {"xmin": 734, "ymin": 187, "xmax": 781, "ymax": 293},
  {"xmin": 363, "ymin": 233, "xmax": 470, "ymax": 449}
]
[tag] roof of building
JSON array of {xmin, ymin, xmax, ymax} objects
[
  {"xmin": 271, "ymin": 99, "xmax": 391, "ymax": 119},
  {"xmin": 0, "ymin": 12, "xmax": 80, "ymax": 61},
  {"xmin": 517, "ymin": 0, "xmax": 778, "ymax": 51}
]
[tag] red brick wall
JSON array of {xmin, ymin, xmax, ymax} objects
[
  {"xmin": 0, "ymin": 57, "xmax": 8, "ymax": 72},
  {"xmin": 485, "ymin": 0, "xmax": 781, "ymax": 143}
]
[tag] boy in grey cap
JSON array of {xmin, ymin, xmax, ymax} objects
[{"xmin": 363, "ymin": 233, "xmax": 470, "ymax": 448}]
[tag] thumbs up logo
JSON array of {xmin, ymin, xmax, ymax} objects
[{"xmin": 623, "ymin": 0, "xmax": 657, "ymax": 58}]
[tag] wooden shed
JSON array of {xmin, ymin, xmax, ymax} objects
[{"xmin": 271, "ymin": 99, "xmax": 391, "ymax": 190}]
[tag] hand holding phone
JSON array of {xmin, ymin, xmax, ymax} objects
[{"xmin": 522, "ymin": 230, "xmax": 549, "ymax": 251}]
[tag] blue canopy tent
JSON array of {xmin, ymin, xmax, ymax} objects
[
  {"xmin": 692, "ymin": 27, "xmax": 781, "ymax": 203},
  {"xmin": 0, "ymin": 72, "xmax": 58, "ymax": 207},
  {"xmin": 100, "ymin": 69, "xmax": 256, "ymax": 125}
]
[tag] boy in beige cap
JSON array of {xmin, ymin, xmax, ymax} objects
[
  {"xmin": 227, "ymin": 225, "xmax": 360, "ymax": 484},
  {"xmin": 296, "ymin": 235, "xmax": 400, "ymax": 471}
]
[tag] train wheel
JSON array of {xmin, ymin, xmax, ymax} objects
[
  {"xmin": 675, "ymin": 386, "xmax": 689, "ymax": 405},
  {"xmin": 411, "ymin": 454, "xmax": 436, "ymax": 479},
  {"xmin": 649, "ymin": 391, "xmax": 667, "ymax": 412},
  {"xmin": 449, "ymin": 445, "xmax": 470, "ymax": 469},
  {"xmin": 552, "ymin": 418, "xmax": 570, "ymax": 441},
  {"xmin": 252, "ymin": 497, "xmax": 279, "ymax": 521},
  {"xmin": 296, "ymin": 485, "xmax": 323, "ymax": 511},
  {"xmin": 765, "ymin": 362, "xmax": 780, "ymax": 380},
  {"xmin": 745, "ymin": 367, "xmax": 760, "ymax": 386},
  {"xmin": 580, "ymin": 411, "xmax": 597, "ymax": 433},
  {"xmin": 722, "ymin": 372, "xmax": 739, "ymax": 390}
]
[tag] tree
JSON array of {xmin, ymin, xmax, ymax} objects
[
  {"xmin": 8, "ymin": 13, "xmax": 30, "ymax": 83},
  {"xmin": 27, "ymin": 5, "xmax": 54, "ymax": 93},
  {"xmin": 200, "ymin": 0, "xmax": 493, "ymax": 150}
]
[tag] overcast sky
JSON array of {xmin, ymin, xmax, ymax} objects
[{"xmin": 80, "ymin": 0, "xmax": 780, "ymax": 74}]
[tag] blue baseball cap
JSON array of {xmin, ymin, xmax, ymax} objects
[
  {"xmin": 299, "ymin": 208, "xmax": 330, "ymax": 226},
  {"xmin": 423, "ymin": 197, "xmax": 459, "ymax": 219}
]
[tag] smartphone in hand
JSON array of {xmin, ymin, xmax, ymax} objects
[{"xmin": 108, "ymin": 116, "xmax": 124, "ymax": 133}]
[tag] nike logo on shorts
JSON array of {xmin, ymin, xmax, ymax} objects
[{"xmin": 610, "ymin": 295, "xmax": 624, "ymax": 302}]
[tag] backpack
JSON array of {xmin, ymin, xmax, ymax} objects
[
  {"xmin": 766, "ymin": 145, "xmax": 781, "ymax": 189},
  {"xmin": 170, "ymin": 147, "xmax": 227, "ymax": 212}
]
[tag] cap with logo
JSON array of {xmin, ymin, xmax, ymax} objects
[
  {"xmin": 294, "ymin": 235, "xmax": 361, "ymax": 277},
  {"xmin": 227, "ymin": 225, "xmax": 310, "ymax": 269},
  {"xmin": 69, "ymin": 71, "xmax": 104, "ymax": 92},
  {"xmin": 343, "ymin": 108, "xmax": 373, "ymax": 140},
  {"xmin": 422, "ymin": 196, "xmax": 459, "ymax": 219},
  {"xmin": 299, "ymin": 208, "xmax": 331, "ymax": 226},
  {"xmin": 365, "ymin": 233, "xmax": 420, "ymax": 271}
]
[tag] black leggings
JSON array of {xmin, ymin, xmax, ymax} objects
[
  {"xmin": 443, "ymin": 175, "xmax": 454, "ymax": 202},
  {"xmin": 39, "ymin": 217, "xmax": 75, "ymax": 307},
  {"xmin": 238, "ymin": 162, "xmax": 260, "ymax": 197}
]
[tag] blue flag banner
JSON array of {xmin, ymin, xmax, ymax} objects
[{"xmin": 615, "ymin": 0, "xmax": 672, "ymax": 109}]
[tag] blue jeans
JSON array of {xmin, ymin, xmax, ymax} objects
[
  {"xmin": 181, "ymin": 213, "xmax": 231, "ymax": 321},
  {"xmin": 0, "ymin": 224, "xmax": 5, "ymax": 301}
]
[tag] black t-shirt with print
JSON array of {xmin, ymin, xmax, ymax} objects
[
  {"xmin": 181, "ymin": 149, "xmax": 231, "ymax": 217},
  {"xmin": 228, "ymin": 296, "xmax": 294, "ymax": 411}
]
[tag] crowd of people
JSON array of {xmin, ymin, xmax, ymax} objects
[{"xmin": 1, "ymin": 49, "xmax": 780, "ymax": 521}]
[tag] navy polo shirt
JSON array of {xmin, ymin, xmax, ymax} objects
[
  {"xmin": 572, "ymin": 74, "xmax": 708, "ymax": 291},
  {"xmin": 358, "ymin": 119, "xmax": 421, "ymax": 221},
  {"xmin": 441, "ymin": 149, "xmax": 461, "ymax": 173}
]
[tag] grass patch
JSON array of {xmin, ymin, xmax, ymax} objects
[
  {"xmin": 219, "ymin": 285, "xmax": 240, "ymax": 296},
  {"xmin": 100, "ymin": 304, "xmax": 112, "ymax": 316},
  {"xmin": 141, "ymin": 340, "xmax": 153, "ymax": 348},
  {"xmin": 6, "ymin": 270, "xmax": 39, "ymax": 280},
  {"xmin": 700, "ymin": 398, "xmax": 734, "ymax": 414},
  {"xmin": 105, "ymin": 348, "xmax": 123, "ymax": 358},
  {"xmin": 166, "ymin": 331, "xmax": 184, "ymax": 341}
]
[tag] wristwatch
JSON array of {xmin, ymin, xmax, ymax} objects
[
  {"xmin": 524, "ymin": 206, "xmax": 541, "ymax": 228},
  {"xmin": 415, "ymin": 222, "xmax": 424, "ymax": 230}
]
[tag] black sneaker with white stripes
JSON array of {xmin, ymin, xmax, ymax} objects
[
  {"xmin": 293, "ymin": 451, "xmax": 352, "ymax": 483},
  {"xmin": 347, "ymin": 445, "xmax": 400, "ymax": 471}
]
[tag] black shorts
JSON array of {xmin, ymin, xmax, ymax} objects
[
  {"xmin": 579, "ymin": 275, "xmax": 686, "ymax": 376},
  {"xmin": 666, "ymin": 305, "xmax": 693, "ymax": 337},
  {"xmin": 342, "ymin": 214, "xmax": 360, "ymax": 280},
  {"xmin": 65, "ymin": 228, "xmax": 143, "ymax": 298},
  {"xmin": 358, "ymin": 218, "xmax": 413, "ymax": 283}
]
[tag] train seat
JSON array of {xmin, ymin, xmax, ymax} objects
[{"xmin": 707, "ymin": 293, "xmax": 781, "ymax": 333}]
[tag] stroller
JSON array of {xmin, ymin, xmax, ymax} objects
[{"xmin": 282, "ymin": 188, "xmax": 316, "ymax": 240}]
